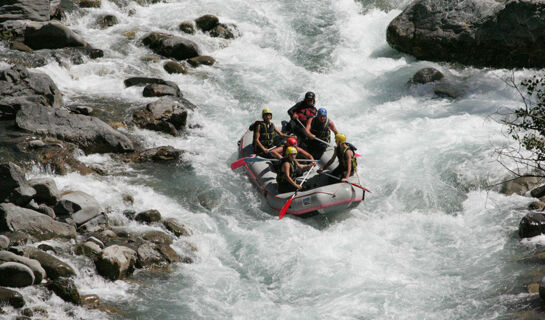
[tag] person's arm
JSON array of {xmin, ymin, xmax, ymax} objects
[
  {"xmin": 283, "ymin": 162, "xmax": 301, "ymax": 190},
  {"xmin": 288, "ymin": 102, "xmax": 302, "ymax": 119},
  {"xmin": 273, "ymin": 124, "xmax": 289, "ymax": 138},
  {"xmin": 269, "ymin": 146, "xmax": 283, "ymax": 159},
  {"xmin": 296, "ymin": 146, "xmax": 314, "ymax": 160},
  {"xmin": 254, "ymin": 124, "xmax": 268, "ymax": 154},
  {"xmin": 329, "ymin": 120, "xmax": 338, "ymax": 135},
  {"xmin": 317, "ymin": 153, "xmax": 336, "ymax": 173},
  {"xmin": 342, "ymin": 149, "xmax": 354, "ymax": 181},
  {"xmin": 295, "ymin": 160, "xmax": 315, "ymax": 171},
  {"xmin": 305, "ymin": 118, "xmax": 316, "ymax": 139}
]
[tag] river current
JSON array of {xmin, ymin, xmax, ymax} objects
[{"xmin": 7, "ymin": 0, "xmax": 544, "ymax": 318}]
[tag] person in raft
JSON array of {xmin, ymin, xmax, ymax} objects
[
  {"xmin": 304, "ymin": 107, "xmax": 338, "ymax": 159},
  {"xmin": 276, "ymin": 146, "xmax": 316, "ymax": 193},
  {"xmin": 269, "ymin": 137, "xmax": 314, "ymax": 161},
  {"xmin": 252, "ymin": 107, "xmax": 290, "ymax": 158},
  {"xmin": 317, "ymin": 133, "xmax": 357, "ymax": 182},
  {"xmin": 287, "ymin": 91, "xmax": 318, "ymax": 137}
]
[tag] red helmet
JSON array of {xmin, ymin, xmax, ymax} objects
[{"xmin": 286, "ymin": 137, "xmax": 297, "ymax": 147}]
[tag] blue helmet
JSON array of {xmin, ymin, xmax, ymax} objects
[{"xmin": 317, "ymin": 108, "xmax": 327, "ymax": 116}]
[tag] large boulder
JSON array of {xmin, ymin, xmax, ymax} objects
[
  {"xmin": 519, "ymin": 212, "xmax": 545, "ymax": 238},
  {"xmin": 131, "ymin": 97, "xmax": 189, "ymax": 136},
  {"xmin": 15, "ymin": 104, "xmax": 134, "ymax": 154},
  {"xmin": 24, "ymin": 20, "xmax": 89, "ymax": 50},
  {"xmin": 53, "ymin": 191, "xmax": 101, "ymax": 226},
  {"xmin": 0, "ymin": 0, "xmax": 50, "ymax": 22},
  {"xmin": 23, "ymin": 247, "xmax": 76, "ymax": 280},
  {"xmin": 135, "ymin": 209, "xmax": 161, "ymax": 224},
  {"xmin": 0, "ymin": 286, "xmax": 25, "ymax": 308},
  {"xmin": 143, "ymin": 83, "xmax": 182, "ymax": 98},
  {"xmin": 95, "ymin": 245, "xmax": 137, "ymax": 281},
  {"xmin": 28, "ymin": 178, "xmax": 60, "ymax": 206},
  {"xmin": 387, "ymin": 0, "xmax": 545, "ymax": 68},
  {"xmin": 129, "ymin": 146, "xmax": 183, "ymax": 162},
  {"xmin": 0, "ymin": 203, "xmax": 76, "ymax": 241},
  {"xmin": 0, "ymin": 65, "xmax": 63, "ymax": 120},
  {"xmin": 0, "ymin": 250, "xmax": 46, "ymax": 284},
  {"xmin": 501, "ymin": 176, "xmax": 543, "ymax": 195},
  {"xmin": 0, "ymin": 162, "xmax": 35, "ymax": 206},
  {"xmin": 0, "ymin": 262, "xmax": 34, "ymax": 287},
  {"xmin": 141, "ymin": 32, "xmax": 200, "ymax": 60},
  {"xmin": 195, "ymin": 14, "xmax": 219, "ymax": 32},
  {"xmin": 46, "ymin": 278, "xmax": 80, "ymax": 305},
  {"xmin": 163, "ymin": 218, "xmax": 191, "ymax": 237}
]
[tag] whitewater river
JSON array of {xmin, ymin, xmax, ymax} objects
[{"xmin": 12, "ymin": 0, "xmax": 545, "ymax": 318}]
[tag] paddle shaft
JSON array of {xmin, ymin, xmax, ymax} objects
[
  {"xmin": 321, "ymin": 172, "xmax": 371, "ymax": 193},
  {"xmin": 279, "ymin": 166, "xmax": 315, "ymax": 219}
]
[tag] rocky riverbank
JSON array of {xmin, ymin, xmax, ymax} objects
[{"xmin": 0, "ymin": 0, "xmax": 238, "ymax": 318}]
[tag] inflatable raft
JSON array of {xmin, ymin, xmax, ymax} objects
[{"xmin": 237, "ymin": 128, "xmax": 365, "ymax": 217}]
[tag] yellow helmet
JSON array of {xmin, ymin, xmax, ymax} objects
[
  {"xmin": 335, "ymin": 133, "xmax": 346, "ymax": 145},
  {"xmin": 262, "ymin": 107, "xmax": 272, "ymax": 117},
  {"xmin": 285, "ymin": 146, "xmax": 298, "ymax": 156}
]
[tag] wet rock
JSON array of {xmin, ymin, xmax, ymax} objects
[
  {"xmin": 0, "ymin": 250, "xmax": 45, "ymax": 284},
  {"xmin": 36, "ymin": 204, "xmax": 56, "ymax": 218},
  {"xmin": 78, "ymin": 213, "xmax": 107, "ymax": 233},
  {"xmin": 529, "ymin": 201, "xmax": 545, "ymax": 211},
  {"xmin": 99, "ymin": 229, "xmax": 117, "ymax": 239},
  {"xmin": 35, "ymin": 141, "xmax": 94, "ymax": 175},
  {"xmin": 131, "ymin": 97, "xmax": 189, "ymax": 136},
  {"xmin": 539, "ymin": 274, "xmax": 545, "ymax": 301},
  {"xmin": 95, "ymin": 245, "xmax": 137, "ymax": 280},
  {"xmin": 195, "ymin": 14, "xmax": 219, "ymax": 32},
  {"xmin": 136, "ymin": 242, "xmax": 167, "ymax": 268},
  {"xmin": 157, "ymin": 244, "xmax": 180, "ymax": 263},
  {"xmin": 0, "ymin": 286, "xmax": 25, "ymax": 308},
  {"xmin": 178, "ymin": 21, "xmax": 195, "ymax": 34},
  {"xmin": 0, "ymin": 262, "xmax": 35, "ymax": 287},
  {"xmin": 501, "ymin": 177, "xmax": 543, "ymax": 196},
  {"xmin": 37, "ymin": 244, "xmax": 56, "ymax": 253},
  {"xmin": 31, "ymin": 306, "xmax": 48, "ymax": 317},
  {"xmin": 209, "ymin": 23, "xmax": 236, "ymax": 39},
  {"xmin": 141, "ymin": 32, "xmax": 200, "ymax": 60},
  {"xmin": 0, "ymin": 236, "xmax": 9, "ymax": 249},
  {"xmin": 433, "ymin": 82, "xmax": 461, "ymax": 99},
  {"xmin": 21, "ymin": 308, "xmax": 33, "ymax": 317},
  {"xmin": 0, "ymin": 162, "xmax": 35, "ymax": 206},
  {"xmin": 412, "ymin": 67, "xmax": 444, "ymax": 84},
  {"xmin": 122, "ymin": 194, "xmax": 134, "ymax": 206},
  {"xmin": 11, "ymin": 41, "xmax": 34, "ymax": 53},
  {"xmin": 0, "ymin": 203, "xmax": 76, "ymax": 241},
  {"xmin": 50, "ymin": 6, "xmax": 66, "ymax": 21},
  {"xmin": 187, "ymin": 55, "xmax": 215, "ymax": 67},
  {"xmin": 3, "ymin": 232, "xmax": 29, "ymax": 247},
  {"xmin": 143, "ymin": 83, "xmax": 182, "ymax": 98},
  {"xmin": 54, "ymin": 191, "xmax": 101, "ymax": 223},
  {"xmin": 28, "ymin": 139, "xmax": 45, "ymax": 148},
  {"xmin": 87, "ymin": 236, "xmax": 104, "ymax": 249},
  {"xmin": 163, "ymin": 218, "xmax": 190, "ymax": 237},
  {"xmin": 123, "ymin": 210, "xmax": 136, "ymax": 220},
  {"xmin": 163, "ymin": 60, "xmax": 188, "ymax": 74},
  {"xmin": 23, "ymin": 247, "xmax": 76, "ymax": 280},
  {"xmin": 80, "ymin": 294, "xmax": 100, "ymax": 309},
  {"xmin": 15, "ymin": 104, "xmax": 134, "ymax": 154},
  {"xmin": 24, "ymin": 20, "xmax": 89, "ymax": 50},
  {"xmin": 0, "ymin": 0, "xmax": 50, "ymax": 22},
  {"xmin": 124, "ymin": 77, "xmax": 174, "ymax": 88},
  {"xmin": 78, "ymin": 0, "xmax": 101, "ymax": 8},
  {"xmin": 96, "ymin": 14, "xmax": 118, "ymax": 29},
  {"xmin": 28, "ymin": 178, "xmax": 60, "ymax": 206},
  {"xmin": 46, "ymin": 277, "xmax": 80, "ymax": 305},
  {"xmin": 532, "ymin": 185, "xmax": 545, "ymax": 199},
  {"xmin": 131, "ymin": 146, "xmax": 183, "ymax": 162},
  {"xmin": 135, "ymin": 209, "xmax": 161, "ymax": 224},
  {"xmin": 519, "ymin": 212, "xmax": 545, "ymax": 239},
  {"xmin": 69, "ymin": 105, "xmax": 94, "ymax": 115},
  {"xmin": 142, "ymin": 230, "xmax": 172, "ymax": 245},
  {"xmin": 386, "ymin": 0, "xmax": 545, "ymax": 68},
  {"xmin": 0, "ymin": 65, "xmax": 63, "ymax": 120},
  {"xmin": 75, "ymin": 241, "xmax": 102, "ymax": 261}
]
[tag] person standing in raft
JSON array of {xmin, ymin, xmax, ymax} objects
[
  {"xmin": 317, "ymin": 133, "xmax": 357, "ymax": 182},
  {"xmin": 277, "ymin": 147, "xmax": 316, "ymax": 193},
  {"xmin": 253, "ymin": 107, "xmax": 290, "ymax": 158},
  {"xmin": 304, "ymin": 107, "xmax": 338, "ymax": 159},
  {"xmin": 287, "ymin": 91, "xmax": 317, "ymax": 137}
]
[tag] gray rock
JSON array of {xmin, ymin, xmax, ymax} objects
[
  {"xmin": 519, "ymin": 212, "xmax": 545, "ymax": 238},
  {"xmin": 135, "ymin": 209, "xmax": 161, "ymax": 224},
  {"xmin": 0, "ymin": 203, "xmax": 76, "ymax": 241},
  {"xmin": 95, "ymin": 245, "xmax": 137, "ymax": 280},
  {"xmin": 124, "ymin": 77, "xmax": 172, "ymax": 88},
  {"xmin": 532, "ymin": 185, "xmax": 545, "ymax": 199},
  {"xmin": 209, "ymin": 23, "xmax": 236, "ymax": 39},
  {"xmin": 501, "ymin": 176, "xmax": 543, "ymax": 195},
  {"xmin": 77, "ymin": 213, "xmax": 107, "ymax": 233},
  {"xmin": 23, "ymin": 247, "xmax": 76, "ymax": 280},
  {"xmin": 132, "ymin": 146, "xmax": 183, "ymax": 162},
  {"xmin": 0, "ymin": 286, "xmax": 25, "ymax": 308},
  {"xmin": 386, "ymin": 0, "xmax": 545, "ymax": 68},
  {"xmin": 24, "ymin": 20, "xmax": 89, "ymax": 50},
  {"xmin": 0, "ymin": 162, "xmax": 35, "ymax": 206},
  {"xmin": 163, "ymin": 60, "xmax": 188, "ymax": 74},
  {"xmin": 28, "ymin": 178, "xmax": 60, "ymax": 205},
  {"xmin": 195, "ymin": 14, "xmax": 219, "ymax": 32},
  {"xmin": 136, "ymin": 242, "xmax": 166, "ymax": 268},
  {"xmin": 178, "ymin": 21, "xmax": 195, "ymax": 34},
  {"xmin": 80, "ymin": 294, "xmax": 100, "ymax": 308},
  {"xmin": 187, "ymin": 55, "xmax": 215, "ymax": 67},
  {"xmin": 87, "ymin": 236, "xmax": 104, "ymax": 249},
  {"xmin": 163, "ymin": 218, "xmax": 191, "ymax": 237},
  {"xmin": 0, "ymin": 0, "xmax": 50, "ymax": 22},
  {"xmin": 96, "ymin": 14, "xmax": 118, "ymax": 29},
  {"xmin": 54, "ymin": 191, "xmax": 100, "ymax": 218},
  {"xmin": 0, "ymin": 235, "xmax": 9, "ymax": 249},
  {"xmin": 412, "ymin": 68, "xmax": 444, "ymax": 84},
  {"xmin": 0, "ymin": 250, "xmax": 46, "ymax": 284},
  {"xmin": 143, "ymin": 83, "xmax": 182, "ymax": 98},
  {"xmin": 46, "ymin": 278, "xmax": 80, "ymax": 305},
  {"xmin": 142, "ymin": 230, "xmax": 172, "ymax": 245},
  {"xmin": 69, "ymin": 105, "xmax": 93, "ymax": 115},
  {"xmin": 540, "ymin": 274, "xmax": 545, "ymax": 301},
  {"xmin": 433, "ymin": 82, "xmax": 461, "ymax": 99},
  {"xmin": 78, "ymin": 0, "xmax": 101, "ymax": 8},
  {"xmin": 141, "ymin": 32, "xmax": 200, "ymax": 60},
  {"xmin": 157, "ymin": 244, "xmax": 180, "ymax": 263},
  {"xmin": 131, "ymin": 97, "xmax": 188, "ymax": 136},
  {"xmin": 37, "ymin": 204, "xmax": 56, "ymax": 218},
  {"xmin": 15, "ymin": 104, "xmax": 134, "ymax": 154},
  {"xmin": 0, "ymin": 262, "xmax": 35, "ymax": 287},
  {"xmin": 75, "ymin": 241, "xmax": 102, "ymax": 261}
]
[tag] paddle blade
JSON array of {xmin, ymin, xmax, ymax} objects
[
  {"xmin": 355, "ymin": 152, "xmax": 362, "ymax": 158},
  {"xmin": 230, "ymin": 158, "xmax": 246, "ymax": 170},
  {"xmin": 279, "ymin": 197, "xmax": 294, "ymax": 220},
  {"xmin": 244, "ymin": 157, "xmax": 268, "ymax": 163}
]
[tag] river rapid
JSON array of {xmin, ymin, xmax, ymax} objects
[{"xmin": 12, "ymin": 0, "xmax": 545, "ymax": 318}]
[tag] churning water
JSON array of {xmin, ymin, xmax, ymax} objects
[{"xmin": 14, "ymin": 0, "xmax": 545, "ymax": 318}]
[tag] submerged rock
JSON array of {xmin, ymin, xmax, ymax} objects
[
  {"xmin": 209, "ymin": 23, "xmax": 236, "ymax": 39},
  {"xmin": 143, "ymin": 83, "xmax": 182, "ymax": 98},
  {"xmin": 135, "ymin": 209, "xmax": 161, "ymax": 224},
  {"xmin": 163, "ymin": 218, "xmax": 190, "ymax": 237},
  {"xmin": 187, "ymin": 55, "xmax": 215, "ymax": 67},
  {"xmin": 412, "ymin": 68, "xmax": 444, "ymax": 84},
  {"xmin": 130, "ymin": 146, "xmax": 184, "ymax": 162},
  {"xmin": 178, "ymin": 21, "xmax": 195, "ymax": 34},
  {"xmin": 195, "ymin": 15, "xmax": 219, "ymax": 32},
  {"xmin": 96, "ymin": 14, "xmax": 118, "ymax": 29},
  {"xmin": 46, "ymin": 278, "xmax": 80, "ymax": 305},
  {"xmin": 0, "ymin": 287, "xmax": 25, "ymax": 308},
  {"xmin": 163, "ymin": 61, "xmax": 188, "ymax": 74},
  {"xmin": 24, "ymin": 20, "xmax": 89, "ymax": 50}
]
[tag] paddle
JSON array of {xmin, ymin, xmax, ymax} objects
[
  {"xmin": 295, "ymin": 118, "xmax": 362, "ymax": 157},
  {"xmin": 320, "ymin": 171, "xmax": 371, "ymax": 193},
  {"xmin": 231, "ymin": 155, "xmax": 317, "ymax": 170},
  {"xmin": 279, "ymin": 166, "xmax": 315, "ymax": 220}
]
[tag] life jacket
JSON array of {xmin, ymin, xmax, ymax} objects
[
  {"xmin": 310, "ymin": 117, "xmax": 330, "ymax": 142},
  {"xmin": 295, "ymin": 107, "xmax": 317, "ymax": 125},
  {"xmin": 336, "ymin": 144, "xmax": 357, "ymax": 172},
  {"xmin": 253, "ymin": 121, "xmax": 275, "ymax": 149},
  {"xmin": 276, "ymin": 158, "xmax": 295, "ymax": 185}
]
